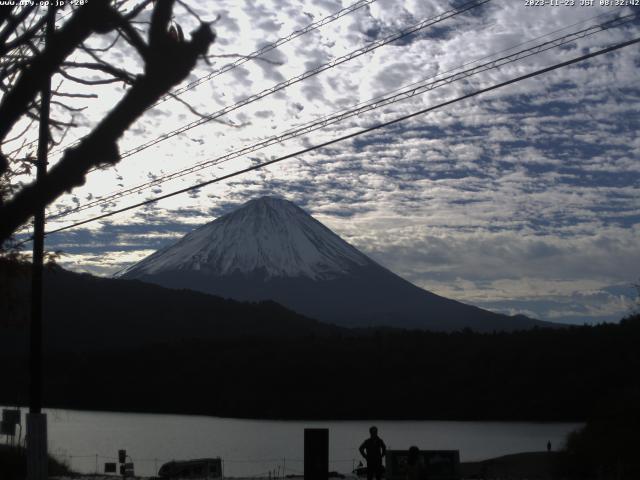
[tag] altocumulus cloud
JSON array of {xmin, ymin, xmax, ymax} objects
[{"xmin": 30, "ymin": 0, "xmax": 640, "ymax": 325}]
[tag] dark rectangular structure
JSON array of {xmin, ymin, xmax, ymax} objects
[
  {"xmin": 304, "ymin": 428, "xmax": 329, "ymax": 480},
  {"xmin": 385, "ymin": 450, "xmax": 460, "ymax": 480},
  {"xmin": 158, "ymin": 458, "xmax": 222, "ymax": 479},
  {"xmin": 1, "ymin": 410, "xmax": 20, "ymax": 436},
  {"xmin": 123, "ymin": 462, "xmax": 135, "ymax": 477},
  {"xmin": 2, "ymin": 409, "xmax": 20, "ymax": 425},
  {"xmin": 0, "ymin": 420, "xmax": 16, "ymax": 436}
]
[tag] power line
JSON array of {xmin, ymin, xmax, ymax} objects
[
  {"xmin": 7, "ymin": 0, "xmax": 488, "ymax": 240},
  {"xmin": 115, "ymin": 0, "xmax": 491, "ymax": 159},
  {"xmin": 154, "ymin": 0, "xmax": 379, "ymax": 105},
  {"xmin": 48, "ymin": 0, "xmax": 490, "ymax": 171},
  {"xmin": 301, "ymin": 7, "xmax": 630, "ymax": 129},
  {"xmin": 36, "ymin": 35, "xmax": 640, "ymax": 239},
  {"xmin": 46, "ymin": 11, "xmax": 636, "ymax": 220},
  {"xmin": 45, "ymin": 0, "xmax": 378, "ymax": 159},
  {"xmin": 45, "ymin": 0, "xmax": 491, "ymax": 218}
]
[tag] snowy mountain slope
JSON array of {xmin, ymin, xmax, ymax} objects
[
  {"xmin": 118, "ymin": 196, "xmax": 372, "ymax": 280},
  {"xmin": 119, "ymin": 196, "xmax": 554, "ymax": 332}
]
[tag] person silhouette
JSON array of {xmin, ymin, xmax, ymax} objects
[
  {"xmin": 547, "ymin": 440, "xmax": 552, "ymax": 452},
  {"xmin": 359, "ymin": 426, "xmax": 387, "ymax": 480}
]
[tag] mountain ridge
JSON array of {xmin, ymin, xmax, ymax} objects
[
  {"xmin": 120, "ymin": 196, "xmax": 557, "ymax": 332},
  {"xmin": 0, "ymin": 265, "xmax": 345, "ymax": 353}
]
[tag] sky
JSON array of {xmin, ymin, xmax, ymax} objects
[{"xmin": 9, "ymin": 0, "xmax": 640, "ymax": 325}]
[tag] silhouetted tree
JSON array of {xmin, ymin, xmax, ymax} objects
[
  {"xmin": 560, "ymin": 389, "xmax": 640, "ymax": 479},
  {"xmin": 0, "ymin": 0, "xmax": 216, "ymax": 244}
]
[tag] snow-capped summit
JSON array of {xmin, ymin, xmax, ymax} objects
[
  {"xmin": 119, "ymin": 196, "xmax": 552, "ymax": 332},
  {"xmin": 118, "ymin": 196, "xmax": 372, "ymax": 280}
]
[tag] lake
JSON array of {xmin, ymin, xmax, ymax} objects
[{"xmin": 4, "ymin": 407, "xmax": 581, "ymax": 477}]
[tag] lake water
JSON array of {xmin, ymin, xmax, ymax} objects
[{"xmin": 3, "ymin": 407, "xmax": 581, "ymax": 477}]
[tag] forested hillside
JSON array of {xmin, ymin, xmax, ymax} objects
[{"xmin": 2, "ymin": 313, "xmax": 638, "ymax": 421}]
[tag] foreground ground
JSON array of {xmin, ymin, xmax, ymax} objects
[
  {"xmin": 461, "ymin": 451, "xmax": 558, "ymax": 479},
  {"xmin": 47, "ymin": 451, "xmax": 558, "ymax": 480}
]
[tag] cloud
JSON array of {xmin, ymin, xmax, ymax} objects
[{"xmin": 32, "ymin": 0, "xmax": 640, "ymax": 326}]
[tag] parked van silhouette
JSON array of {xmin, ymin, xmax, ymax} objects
[{"xmin": 158, "ymin": 458, "xmax": 222, "ymax": 479}]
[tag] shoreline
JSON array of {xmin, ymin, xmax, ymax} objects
[
  {"xmin": 0, "ymin": 403, "xmax": 587, "ymax": 423},
  {"xmin": 45, "ymin": 452, "xmax": 560, "ymax": 480}
]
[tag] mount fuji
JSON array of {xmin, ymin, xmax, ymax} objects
[{"xmin": 118, "ymin": 196, "xmax": 552, "ymax": 331}]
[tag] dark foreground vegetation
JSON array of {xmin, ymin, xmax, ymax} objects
[
  {"xmin": 0, "ymin": 445, "xmax": 72, "ymax": 480},
  {"xmin": 558, "ymin": 391, "xmax": 640, "ymax": 480}
]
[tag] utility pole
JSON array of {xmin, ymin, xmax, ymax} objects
[{"xmin": 27, "ymin": 5, "xmax": 55, "ymax": 480}]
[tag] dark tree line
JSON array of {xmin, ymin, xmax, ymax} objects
[{"xmin": 2, "ymin": 313, "xmax": 638, "ymax": 422}]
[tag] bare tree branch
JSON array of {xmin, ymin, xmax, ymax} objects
[
  {"xmin": 58, "ymin": 68, "xmax": 124, "ymax": 85},
  {"xmin": 0, "ymin": 5, "xmax": 37, "ymax": 47},
  {"xmin": 165, "ymin": 91, "xmax": 242, "ymax": 128},
  {"xmin": 81, "ymin": 32, "xmax": 122, "ymax": 53},
  {"xmin": 176, "ymin": 0, "xmax": 204, "ymax": 22},
  {"xmin": 1, "ymin": 14, "xmax": 48, "ymax": 57},
  {"xmin": 52, "ymin": 91, "xmax": 99, "ymax": 99},
  {"xmin": 115, "ymin": 18, "xmax": 149, "ymax": 61},
  {"xmin": 0, "ymin": 1, "xmax": 116, "ymax": 142},
  {"xmin": 1, "ymin": 117, "xmax": 36, "ymax": 145},
  {"xmin": 123, "ymin": 0, "xmax": 155, "ymax": 20},
  {"xmin": 0, "ymin": 0, "xmax": 216, "ymax": 243},
  {"xmin": 0, "ymin": 7, "xmax": 16, "ymax": 28},
  {"xmin": 63, "ymin": 61, "xmax": 136, "ymax": 83},
  {"xmin": 50, "ymin": 100, "xmax": 87, "ymax": 112}
]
